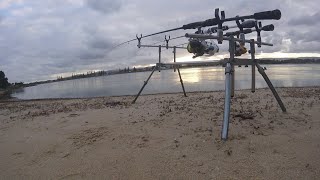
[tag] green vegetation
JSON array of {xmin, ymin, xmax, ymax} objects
[
  {"xmin": 0, "ymin": 71, "xmax": 9, "ymax": 89},
  {"xmin": 0, "ymin": 71, "xmax": 11, "ymax": 99}
]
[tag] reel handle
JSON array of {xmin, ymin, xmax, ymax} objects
[
  {"xmin": 261, "ymin": 24, "xmax": 274, "ymax": 31},
  {"xmin": 253, "ymin": 9, "xmax": 281, "ymax": 20}
]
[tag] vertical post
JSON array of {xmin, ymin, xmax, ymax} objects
[
  {"xmin": 221, "ymin": 36, "xmax": 235, "ymax": 141},
  {"xmin": 177, "ymin": 68, "xmax": 187, "ymax": 97},
  {"xmin": 231, "ymin": 64, "xmax": 235, "ymax": 97},
  {"xmin": 256, "ymin": 63, "xmax": 287, "ymax": 112},
  {"xmin": 173, "ymin": 46, "xmax": 176, "ymax": 72},
  {"xmin": 132, "ymin": 66, "xmax": 157, "ymax": 104},
  {"xmin": 250, "ymin": 39, "xmax": 256, "ymax": 93},
  {"xmin": 158, "ymin": 45, "xmax": 161, "ymax": 72},
  {"xmin": 222, "ymin": 63, "xmax": 232, "ymax": 140}
]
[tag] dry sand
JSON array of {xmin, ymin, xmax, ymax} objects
[{"xmin": 0, "ymin": 87, "xmax": 319, "ymax": 179}]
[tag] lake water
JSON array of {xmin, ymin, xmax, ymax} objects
[{"xmin": 12, "ymin": 64, "xmax": 320, "ymax": 100}]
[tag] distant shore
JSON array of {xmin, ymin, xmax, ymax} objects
[
  {"xmin": 0, "ymin": 86, "xmax": 319, "ymax": 179},
  {"xmin": 15, "ymin": 58, "xmax": 320, "ymax": 89}
]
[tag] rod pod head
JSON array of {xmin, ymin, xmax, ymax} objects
[
  {"xmin": 136, "ymin": 34, "xmax": 142, "ymax": 48},
  {"xmin": 215, "ymin": 8, "xmax": 225, "ymax": 44}
]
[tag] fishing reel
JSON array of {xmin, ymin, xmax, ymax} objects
[
  {"xmin": 187, "ymin": 38, "xmax": 219, "ymax": 58},
  {"xmin": 235, "ymin": 42, "xmax": 247, "ymax": 56}
]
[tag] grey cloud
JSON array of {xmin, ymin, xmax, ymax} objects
[
  {"xmin": 289, "ymin": 41, "xmax": 320, "ymax": 53},
  {"xmin": 288, "ymin": 29, "xmax": 320, "ymax": 43},
  {"xmin": 78, "ymin": 52, "xmax": 106, "ymax": 60},
  {"xmin": 86, "ymin": 0, "xmax": 122, "ymax": 14},
  {"xmin": 90, "ymin": 39, "xmax": 114, "ymax": 49},
  {"xmin": 288, "ymin": 12, "xmax": 320, "ymax": 26}
]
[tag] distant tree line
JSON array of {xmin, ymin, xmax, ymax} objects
[
  {"xmin": 56, "ymin": 70, "xmax": 108, "ymax": 81},
  {"xmin": 0, "ymin": 71, "xmax": 10, "ymax": 89},
  {"xmin": 119, "ymin": 67, "xmax": 135, "ymax": 73}
]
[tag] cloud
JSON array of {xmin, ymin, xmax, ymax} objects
[
  {"xmin": 0, "ymin": 0, "xmax": 320, "ymax": 82},
  {"xmin": 288, "ymin": 12, "xmax": 320, "ymax": 26},
  {"xmin": 0, "ymin": 0, "xmax": 24, "ymax": 9},
  {"xmin": 86, "ymin": 0, "xmax": 122, "ymax": 14}
]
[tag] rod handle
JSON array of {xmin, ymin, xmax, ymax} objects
[
  {"xmin": 241, "ymin": 20, "xmax": 256, "ymax": 29},
  {"xmin": 202, "ymin": 18, "xmax": 219, "ymax": 27},
  {"xmin": 261, "ymin": 24, "xmax": 274, "ymax": 31},
  {"xmin": 225, "ymin": 28, "xmax": 252, "ymax": 36},
  {"xmin": 254, "ymin": 9, "xmax": 281, "ymax": 20}
]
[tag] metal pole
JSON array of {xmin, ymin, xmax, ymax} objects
[
  {"xmin": 250, "ymin": 39, "xmax": 256, "ymax": 93},
  {"xmin": 177, "ymin": 68, "xmax": 187, "ymax": 97},
  {"xmin": 158, "ymin": 45, "xmax": 161, "ymax": 72},
  {"xmin": 221, "ymin": 36, "xmax": 235, "ymax": 140},
  {"xmin": 222, "ymin": 63, "xmax": 232, "ymax": 140},
  {"xmin": 173, "ymin": 46, "xmax": 176, "ymax": 72},
  {"xmin": 132, "ymin": 66, "xmax": 157, "ymax": 104},
  {"xmin": 231, "ymin": 64, "xmax": 235, "ymax": 97},
  {"xmin": 256, "ymin": 63, "xmax": 287, "ymax": 112}
]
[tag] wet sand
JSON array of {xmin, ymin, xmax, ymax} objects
[{"xmin": 0, "ymin": 87, "xmax": 319, "ymax": 179}]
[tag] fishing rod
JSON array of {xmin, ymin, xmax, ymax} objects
[
  {"xmin": 224, "ymin": 24, "xmax": 274, "ymax": 36},
  {"xmin": 114, "ymin": 9, "xmax": 281, "ymax": 48},
  {"xmin": 205, "ymin": 20, "xmax": 256, "ymax": 33}
]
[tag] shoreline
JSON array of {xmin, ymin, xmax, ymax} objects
[
  {"xmin": 0, "ymin": 87, "xmax": 319, "ymax": 179},
  {"xmin": 5, "ymin": 85, "xmax": 320, "ymax": 102}
]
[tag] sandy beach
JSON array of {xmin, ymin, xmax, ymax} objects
[{"xmin": 0, "ymin": 87, "xmax": 319, "ymax": 179}]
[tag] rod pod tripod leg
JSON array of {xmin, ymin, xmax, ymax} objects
[
  {"xmin": 177, "ymin": 68, "xmax": 187, "ymax": 97},
  {"xmin": 132, "ymin": 66, "xmax": 157, "ymax": 104},
  {"xmin": 255, "ymin": 63, "xmax": 287, "ymax": 112}
]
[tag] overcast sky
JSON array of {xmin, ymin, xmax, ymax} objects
[{"xmin": 0, "ymin": 0, "xmax": 319, "ymax": 82}]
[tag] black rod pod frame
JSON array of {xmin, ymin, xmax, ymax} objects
[
  {"xmin": 255, "ymin": 22, "xmax": 262, "ymax": 47},
  {"xmin": 165, "ymin": 35, "xmax": 171, "ymax": 49},
  {"xmin": 254, "ymin": 21, "xmax": 275, "ymax": 47},
  {"xmin": 235, "ymin": 18, "xmax": 256, "ymax": 45},
  {"xmin": 136, "ymin": 34, "xmax": 142, "ymax": 48},
  {"xmin": 236, "ymin": 17, "xmax": 245, "ymax": 45},
  {"xmin": 215, "ymin": 8, "xmax": 225, "ymax": 44}
]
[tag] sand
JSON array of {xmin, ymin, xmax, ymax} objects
[{"xmin": 0, "ymin": 87, "xmax": 319, "ymax": 179}]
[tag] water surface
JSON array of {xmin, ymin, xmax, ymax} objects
[{"xmin": 12, "ymin": 64, "xmax": 320, "ymax": 99}]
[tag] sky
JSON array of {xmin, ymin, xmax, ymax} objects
[{"xmin": 0, "ymin": 0, "xmax": 320, "ymax": 83}]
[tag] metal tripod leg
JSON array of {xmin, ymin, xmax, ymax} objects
[
  {"xmin": 222, "ymin": 63, "xmax": 232, "ymax": 140},
  {"xmin": 256, "ymin": 63, "xmax": 286, "ymax": 112},
  {"xmin": 221, "ymin": 36, "xmax": 235, "ymax": 140},
  {"xmin": 132, "ymin": 66, "xmax": 157, "ymax": 104},
  {"xmin": 250, "ymin": 40, "xmax": 256, "ymax": 93},
  {"xmin": 177, "ymin": 68, "xmax": 187, "ymax": 97}
]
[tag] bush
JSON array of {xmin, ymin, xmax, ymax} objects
[{"xmin": 0, "ymin": 71, "xmax": 10, "ymax": 89}]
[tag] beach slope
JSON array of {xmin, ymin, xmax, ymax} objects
[{"xmin": 0, "ymin": 87, "xmax": 319, "ymax": 179}]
